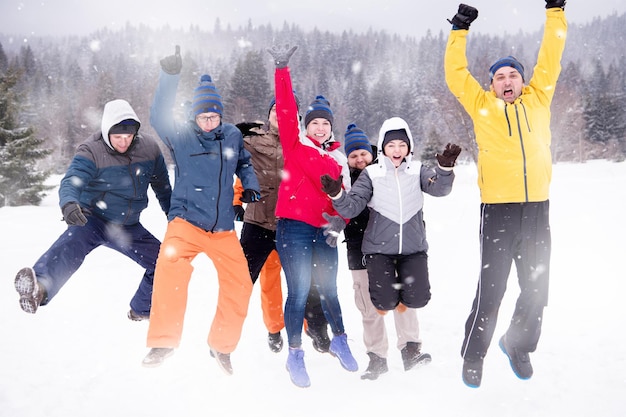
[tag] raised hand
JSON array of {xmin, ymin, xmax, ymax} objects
[
  {"xmin": 267, "ymin": 44, "xmax": 298, "ymax": 69},
  {"xmin": 160, "ymin": 45, "xmax": 182, "ymax": 75}
]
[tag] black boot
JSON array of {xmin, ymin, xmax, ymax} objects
[
  {"xmin": 360, "ymin": 352, "xmax": 388, "ymax": 380},
  {"xmin": 401, "ymin": 342, "xmax": 432, "ymax": 371},
  {"xmin": 305, "ymin": 325, "xmax": 330, "ymax": 353}
]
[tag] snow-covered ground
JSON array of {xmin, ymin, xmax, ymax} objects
[{"xmin": 1, "ymin": 160, "xmax": 625, "ymax": 417}]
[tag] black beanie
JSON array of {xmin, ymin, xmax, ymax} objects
[
  {"xmin": 304, "ymin": 95, "xmax": 333, "ymax": 128},
  {"xmin": 382, "ymin": 129, "xmax": 410, "ymax": 151},
  {"xmin": 109, "ymin": 119, "xmax": 139, "ymax": 136}
]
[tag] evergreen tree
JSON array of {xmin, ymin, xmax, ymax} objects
[
  {"xmin": 227, "ymin": 50, "xmax": 271, "ymax": 122},
  {"xmin": 0, "ymin": 68, "xmax": 52, "ymax": 207}
]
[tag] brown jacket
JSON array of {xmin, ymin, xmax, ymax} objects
[{"xmin": 233, "ymin": 123, "xmax": 283, "ymax": 231}]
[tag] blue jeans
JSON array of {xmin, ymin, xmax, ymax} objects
[
  {"xmin": 276, "ymin": 219, "xmax": 345, "ymax": 348},
  {"xmin": 33, "ymin": 215, "xmax": 161, "ymax": 315}
]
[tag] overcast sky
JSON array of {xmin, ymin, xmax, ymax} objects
[{"xmin": 1, "ymin": 0, "xmax": 625, "ymax": 39}]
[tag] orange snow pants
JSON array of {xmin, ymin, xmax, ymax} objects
[
  {"xmin": 259, "ymin": 250, "xmax": 284, "ymax": 334},
  {"xmin": 147, "ymin": 217, "xmax": 253, "ymax": 353}
]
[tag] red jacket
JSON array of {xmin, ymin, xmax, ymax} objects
[{"xmin": 274, "ymin": 67, "xmax": 346, "ymax": 227}]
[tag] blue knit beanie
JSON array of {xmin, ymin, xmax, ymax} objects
[
  {"xmin": 304, "ymin": 95, "xmax": 333, "ymax": 128},
  {"xmin": 192, "ymin": 74, "xmax": 223, "ymax": 116},
  {"xmin": 268, "ymin": 90, "xmax": 301, "ymax": 117},
  {"xmin": 344, "ymin": 123, "xmax": 372, "ymax": 157},
  {"xmin": 489, "ymin": 56, "xmax": 525, "ymax": 82}
]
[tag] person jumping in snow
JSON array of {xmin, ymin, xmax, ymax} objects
[
  {"xmin": 444, "ymin": 1, "xmax": 567, "ymax": 388},
  {"xmin": 322, "ymin": 119, "xmax": 459, "ymax": 380},
  {"xmin": 14, "ymin": 99, "xmax": 171, "ymax": 322}
]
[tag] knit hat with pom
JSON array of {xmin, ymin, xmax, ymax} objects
[
  {"xmin": 192, "ymin": 74, "xmax": 223, "ymax": 116},
  {"xmin": 344, "ymin": 123, "xmax": 372, "ymax": 157},
  {"xmin": 304, "ymin": 95, "xmax": 333, "ymax": 128}
]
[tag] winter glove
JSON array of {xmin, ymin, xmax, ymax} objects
[
  {"xmin": 236, "ymin": 122, "xmax": 264, "ymax": 137},
  {"xmin": 62, "ymin": 202, "xmax": 88, "ymax": 226},
  {"xmin": 267, "ymin": 44, "xmax": 298, "ymax": 69},
  {"xmin": 240, "ymin": 189, "xmax": 261, "ymax": 203},
  {"xmin": 436, "ymin": 143, "xmax": 462, "ymax": 168},
  {"xmin": 322, "ymin": 212, "xmax": 346, "ymax": 248},
  {"xmin": 545, "ymin": 0, "xmax": 566, "ymax": 9},
  {"xmin": 447, "ymin": 4, "xmax": 479, "ymax": 30},
  {"xmin": 233, "ymin": 205, "xmax": 245, "ymax": 222},
  {"xmin": 320, "ymin": 174, "xmax": 343, "ymax": 197},
  {"xmin": 160, "ymin": 45, "xmax": 182, "ymax": 75}
]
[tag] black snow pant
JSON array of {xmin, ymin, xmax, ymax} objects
[
  {"xmin": 365, "ymin": 252, "xmax": 430, "ymax": 310},
  {"xmin": 461, "ymin": 201, "xmax": 551, "ymax": 362},
  {"xmin": 240, "ymin": 222, "xmax": 276, "ymax": 284}
]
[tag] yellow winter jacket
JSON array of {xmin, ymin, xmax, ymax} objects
[{"xmin": 444, "ymin": 9, "xmax": 567, "ymax": 204}]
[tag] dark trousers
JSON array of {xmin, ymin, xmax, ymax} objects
[
  {"xmin": 365, "ymin": 252, "xmax": 430, "ymax": 310},
  {"xmin": 33, "ymin": 215, "xmax": 161, "ymax": 315},
  {"xmin": 461, "ymin": 201, "xmax": 551, "ymax": 362},
  {"xmin": 240, "ymin": 222, "xmax": 276, "ymax": 283}
]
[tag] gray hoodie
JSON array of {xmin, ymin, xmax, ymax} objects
[{"xmin": 332, "ymin": 117, "xmax": 454, "ymax": 255}]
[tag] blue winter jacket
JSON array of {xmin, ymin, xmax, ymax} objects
[
  {"xmin": 59, "ymin": 100, "xmax": 172, "ymax": 225},
  {"xmin": 150, "ymin": 71, "xmax": 260, "ymax": 232}
]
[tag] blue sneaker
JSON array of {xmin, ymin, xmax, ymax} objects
[
  {"xmin": 286, "ymin": 348, "xmax": 311, "ymax": 388},
  {"xmin": 499, "ymin": 336, "xmax": 533, "ymax": 380},
  {"xmin": 329, "ymin": 334, "xmax": 358, "ymax": 372}
]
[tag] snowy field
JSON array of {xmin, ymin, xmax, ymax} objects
[{"xmin": 1, "ymin": 160, "xmax": 625, "ymax": 417}]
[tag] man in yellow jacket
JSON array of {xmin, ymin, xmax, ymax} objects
[{"xmin": 444, "ymin": 1, "xmax": 567, "ymax": 388}]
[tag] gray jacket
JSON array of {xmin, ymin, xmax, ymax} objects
[{"xmin": 332, "ymin": 117, "xmax": 454, "ymax": 255}]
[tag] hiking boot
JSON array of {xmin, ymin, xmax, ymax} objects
[
  {"xmin": 329, "ymin": 334, "xmax": 358, "ymax": 372},
  {"xmin": 286, "ymin": 348, "xmax": 310, "ymax": 388},
  {"xmin": 360, "ymin": 352, "xmax": 388, "ymax": 380},
  {"xmin": 127, "ymin": 309, "xmax": 150, "ymax": 321},
  {"xmin": 210, "ymin": 348, "xmax": 233, "ymax": 376},
  {"xmin": 499, "ymin": 336, "xmax": 533, "ymax": 380},
  {"xmin": 462, "ymin": 358, "xmax": 483, "ymax": 388},
  {"xmin": 268, "ymin": 332, "xmax": 283, "ymax": 353},
  {"xmin": 305, "ymin": 325, "xmax": 330, "ymax": 353},
  {"xmin": 142, "ymin": 348, "xmax": 174, "ymax": 367},
  {"xmin": 14, "ymin": 267, "xmax": 45, "ymax": 314},
  {"xmin": 401, "ymin": 341, "xmax": 432, "ymax": 371}
]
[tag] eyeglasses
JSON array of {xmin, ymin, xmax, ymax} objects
[{"xmin": 196, "ymin": 115, "xmax": 220, "ymax": 123}]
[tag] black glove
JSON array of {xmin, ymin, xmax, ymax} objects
[
  {"xmin": 240, "ymin": 189, "xmax": 261, "ymax": 203},
  {"xmin": 267, "ymin": 44, "xmax": 298, "ymax": 69},
  {"xmin": 160, "ymin": 45, "xmax": 182, "ymax": 75},
  {"xmin": 545, "ymin": 0, "xmax": 566, "ymax": 9},
  {"xmin": 322, "ymin": 212, "xmax": 346, "ymax": 248},
  {"xmin": 62, "ymin": 202, "xmax": 88, "ymax": 226},
  {"xmin": 447, "ymin": 4, "xmax": 479, "ymax": 30},
  {"xmin": 233, "ymin": 205, "xmax": 245, "ymax": 222},
  {"xmin": 320, "ymin": 174, "xmax": 343, "ymax": 197},
  {"xmin": 436, "ymin": 143, "xmax": 462, "ymax": 168},
  {"xmin": 236, "ymin": 122, "xmax": 264, "ymax": 137}
]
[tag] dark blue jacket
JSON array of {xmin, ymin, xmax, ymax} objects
[
  {"xmin": 150, "ymin": 71, "xmax": 260, "ymax": 232},
  {"xmin": 59, "ymin": 102, "xmax": 171, "ymax": 225}
]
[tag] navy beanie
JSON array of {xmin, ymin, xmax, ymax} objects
[
  {"xmin": 344, "ymin": 123, "xmax": 372, "ymax": 157},
  {"xmin": 192, "ymin": 74, "xmax": 223, "ymax": 116},
  {"xmin": 382, "ymin": 129, "xmax": 411, "ymax": 151},
  {"xmin": 109, "ymin": 119, "xmax": 139, "ymax": 135},
  {"xmin": 489, "ymin": 56, "xmax": 525, "ymax": 82},
  {"xmin": 304, "ymin": 95, "xmax": 333, "ymax": 128},
  {"xmin": 268, "ymin": 90, "xmax": 301, "ymax": 117}
]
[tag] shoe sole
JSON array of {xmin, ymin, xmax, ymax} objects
[
  {"xmin": 127, "ymin": 310, "xmax": 150, "ymax": 321},
  {"xmin": 329, "ymin": 348, "xmax": 358, "ymax": 372},
  {"xmin": 142, "ymin": 348, "xmax": 174, "ymax": 368},
  {"xmin": 285, "ymin": 363, "xmax": 311, "ymax": 388},
  {"xmin": 405, "ymin": 352, "xmax": 432, "ymax": 371},
  {"xmin": 499, "ymin": 337, "xmax": 532, "ymax": 380},
  {"xmin": 15, "ymin": 267, "xmax": 38, "ymax": 314},
  {"xmin": 210, "ymin": 349, "xmax": 234, "ymax": 376}
]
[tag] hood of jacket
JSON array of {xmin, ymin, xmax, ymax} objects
[
  {"xmin": 376, "ymin": 117, "xmax": 416, "ymax": 172},
  {"xmin": 100, "ymin": 99, "xmax": 141, "ymax": 150}
]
